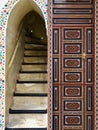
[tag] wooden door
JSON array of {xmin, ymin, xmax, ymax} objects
[{"xmin": 48, "ymin": 0, "xmax": 95, "ymax": 130}]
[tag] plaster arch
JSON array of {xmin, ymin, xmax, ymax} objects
[{"xmin": 0, "ymin": 0, "xmax": 48, "ymax": 129}]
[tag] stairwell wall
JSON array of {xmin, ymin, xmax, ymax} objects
[{"xmin": 5, "ymin": 19, "xmax": 25, "ymax": 126}]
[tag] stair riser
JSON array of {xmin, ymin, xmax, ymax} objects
[
  {"xmin": 18, "ymin": 73, "xmax": 47, "ymax": 81},
  {"xmin": 7, "ymin": 114, "xmax": 47, "ymax": 128},
  {"xmin": 24, "ymin": 51, "xmax": 47, "ymax": 56},
  {"xmin": 21, "ymin": 65, "xmax": 47, "ymax": 71},
  {"xmin": 12, "ymin": 97, "xmax": 47, "ymax": 110},
  {"xmin": 24, "ymin": 57, "xmax": 47, "ymax": 63},
  {"xmin": 16, "ymin": 84, "xmax": 48, "ymax": 93},
  {"xmin": 25, "ymin": 44, "xmax": 47, "ymax": 49}
]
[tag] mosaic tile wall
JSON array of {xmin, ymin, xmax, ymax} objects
[{"xmin": 0, "ymin": 0, "xmax": 48, "ymax": 129}]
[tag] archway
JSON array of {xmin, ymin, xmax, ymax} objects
[{"xmin": 0, "ymin": 0, "xmax": 48, "ymax": 129}]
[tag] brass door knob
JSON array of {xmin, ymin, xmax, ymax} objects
[{"xmin": 82, "ymin": 53, "xmax": 86, "ymax": 59}]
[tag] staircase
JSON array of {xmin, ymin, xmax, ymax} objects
[{"xmin": 5, "ymin": 36, "xmax": 48, "ymax": 130}]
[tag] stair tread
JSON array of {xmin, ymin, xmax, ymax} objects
[
  {"xmin": 16, "ymin": 83, "xmax": 48, "ymax": 94},
  {"xmin": 25, "ymin": 44, "xmax": 47, "ymax": 50},
  {"xmin": 21, "ymin": 64, "xmax": 47, "ymax": 71},
  {"xmin": 24, "ymin": 50, "xmax": 47, "ymax": 56},
  {"xmin": 25, "ymin": 42, "xmax": 47, "ymax": 46},
  {"xmin": 5, "ymin": 128, "xmax": 47, "ymax": 130},
  {"xmin": 6, "ymin": 114, "xmax": 47, "ymax": 128},
  {"xmin": 18, "ymin": 73, "xmax": 47, "ymax": 81},
  {"xmin": 24, "ymin": 57, "xmax": 47, "ymax": 64},
  {"xmin": 12, "ymin": 96, "xmax": 47, "ymax": 110}
]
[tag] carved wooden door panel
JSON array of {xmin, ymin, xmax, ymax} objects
[{"xmin": 48, "ymin": 0, "xmax": 95, "ymax": 130}]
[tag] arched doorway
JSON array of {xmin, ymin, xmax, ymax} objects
[
  {"xmin": 0, "ymin": 0, "xmax": 48, "ymax": 129},
  {"xmin": 48, "ymin": 0, "xmax": 97, "ymax": 130}
]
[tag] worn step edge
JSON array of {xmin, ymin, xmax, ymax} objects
[
  {"xmin": 22, "ymin": 63, "xmax": 47, "ymax": 65},
  {"xmin": 17, "ymin": 80, "xmax": 47, "ymax": 83},
  {"xmin": 14, "ymin": 93, "xmax": 48, "ymax": 96},
  {"xmin": 25, "ymin": 35, "xmax": 42, "ymax": 40},
  {"xmin": 9, "ymin": 109, "xmax": 47, "ymax": 114},
  {"xmin": 24, "ymin": 55, "xmax": 47, "ymax": 57},
  {"xmin": 24, "ymin": 48, "xmax": 47, "ymax": 51},
  {"xmin": 5, "ymin": 128, "xmax": 47, "ymax": 130},
  {"xmin": 25, "ymin": 42, "xmax": 47, "ymax": 46}
]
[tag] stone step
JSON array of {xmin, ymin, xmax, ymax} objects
[
  {"xmin": 5, "ymin": 128, "xmax": 47, "ymax": 130},
  {"xmin": 24, "ymin": 50, "xmax": 47, "ymax": 56},
  {"xmin": 9, "ymin": 109, "xmax": 47, "ymax": 114},
  {"xmin": 24, "ymin": 54, "xmax": 47, "ymax": 57},
  {"xmin": 14, "ymin": 93, "xmax": 47, "ymax": 96},
  {"xmin": 25, "ymin": 42, "xmax": 47, "ymax": 46},
  {"xmin": 24, "ymin": 57, "xmax": 47, "ymax": 63},
  {"xmin": 21, "ymin": 65, "xmax": 47, "ymax": 71},
  {"xmin": 25, "ymin": 35, "xmax": 47, "ymax": 44},
  {"xmin": 22, "ymin": 63, "xmax": 47, "ymax": 65},
  {"xmin": 6, "ymin": 114, "xmax": 47, "ymax": 128},
  {"xmin": 25, "ymin": 48, "xmax": 47, "ymax": 51},
  {"xmin": 25, "ymin": 44, "xmax": 47, "ymax": 49},
  {"xmin": 17, "ymin": 81, "xmax": 47, "ymax": 84},
  {"xmin": 18, "ymin": 73, "xmax": 47, "ymax": 81},
  {"xmin": 16, "ymin": 83, "xmax": 48, "ymax": 94},
  {"xmin": 11, "ymin": 96, "xmax": 47, "ymax": 110}
]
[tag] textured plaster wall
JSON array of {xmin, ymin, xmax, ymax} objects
[
  {"xmin": 5, "ymin": 3, "xmax": 26, "ymax": 123},
  {"xmin": 5, "ymin": 30, "xmax": 25, "ymax": 125}
]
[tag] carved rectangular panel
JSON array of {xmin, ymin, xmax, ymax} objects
[
  {"xmin": 53, "ymin": 18, "xmax": 92, "ymax": 24},
  {"xmin": 86, "ymin": 29, "xmax": 92, "ymax": 54},
  {"xmin": 64, "ymin": 86, "xmax": 82, "ymax": 97},
  {"xmin": 86, "ymin": 86, "xmax": 92, "ymax": 111},
  {"xmin": 53, "ymin": 0, "xmax": 92, "ymax": 4},
  {"xmin": 86, "ymin": 58, "xmax": 92, "ymax": 82},
  {"xmin": 53, "ymin": 86, "xmax": 59, "ymax": 111},
  {"xmin": 64, "ymin": 29, "xmax": 82, "ymax": 40},
  {"xmin": 64, "ymin": 58, "xmax": 82, "ymax": 68},
  {"xmin": 64, "ymin": 72, "xmax": 82, "ymax": 82},
  {"xmin": 53, "ymin": 58, "xmax": 59, "ymax": 82},
  {"xmin": 64, "ymin": 44, "xmax": 82, "ymax": 54},
  {"xmin": 64, "ymin": 115, "xmax": 82, "ymax": 126},
  {"xmin": 53, "ymin": 0, "xmax": 92, "ymax": 5},
  {"xmin": 64, "ymin": 100, "xmax": 82, "ymax": 111},
  {"xmin": 53, "ymin": 29, "xmax": 59, "ymax": 54},
  {"xmin": 53, "ymin": 8, "xmax": 92, "ymax": 14},
  {"xmin": 86, "ymin": 116, "xmax": 93, "ymax": 130},
  {"xmin": 53, "ymin": 115, "xmax": 59, "ymax": 130}
]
